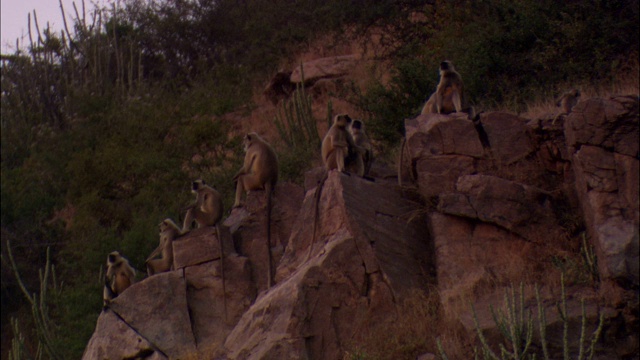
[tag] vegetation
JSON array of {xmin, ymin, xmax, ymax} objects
[
  {"xmin": 437, "ymin": 276, "xmax": 605, "ymax": 360},
  {"xmin": 1, "ymin": 0, "xmax": 636, "ymax": 358}
]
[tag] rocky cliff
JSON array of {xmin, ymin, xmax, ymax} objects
[{"xmin": 82, "ymin": 95, "xmax": 638, "ymax": 359}]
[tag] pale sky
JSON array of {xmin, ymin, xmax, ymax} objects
[{"xmin": 1, "ymin": 0, "xmax": 100, "ymax": 54}]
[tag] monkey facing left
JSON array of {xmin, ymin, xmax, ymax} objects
[
  {"xmin": 146, "ymin": 218, "xmax": 181, "ymax": 276},
  {"xmin": 103, "ymin": 251, "xmax": 136, "ymax": 307}
]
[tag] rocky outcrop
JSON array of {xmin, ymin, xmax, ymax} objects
[
  {"xmin": 290, "ymin": 55, "xmax": 357, "ymax": 85},
  {"xmin": 264, "ymin": 55, "xmax": 357, "ymax": 104},
  {"xmin": 566, "ymin": 96, "xmax": 639, "ymax": 288},
  {"xmin": 225, "ymin": 171, "xmax": 432, "ymax": 359},
  {"xmin": 82, "ymin": 225, "xmax": 253, "ymax": 359},
  {"xmin": 83, "ymin": 96, "xmax": 639, "ymax": 359}
]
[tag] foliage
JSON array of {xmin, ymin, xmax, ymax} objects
[
  {"xmin": 4, "ymin": 244, "xmax": 63, "ymax": 360},
  {"xmin": 438, "ymin": 276, "xmax": 606, "ymax": 360},
  {"xmin": 273, "ymin": 66, "xmax": 322, "ymax": 182},
  {"xmin": 350, "ymin": 0, "xmax": 639, "ymax": 142}
]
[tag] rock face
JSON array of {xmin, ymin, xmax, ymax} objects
[
  {"xmin": 566, "ymin": 96, "xmax": 639, "ymax": 288},
  {"xmin": 82, "ymin": 224, "xmax": 253, "ymax": 359},
  {"xmin": 225, "ymin": 171, "xmax": 432, "ymax": 359},
  {"xmin": 290, "ymin": 55, "xmax": 357, "ymax": 85},
  {"xmin": 264, "ymin": 55, "xmax": 357, "ymax": 104},
  {"xmin": 82, "ymin": 96, "xmax": 639, "ymax": 359}
]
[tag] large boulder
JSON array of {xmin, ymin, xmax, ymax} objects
[
  {"xmin": 437, "ymin": 174, "xmax": 561, "ymax": 242},
  {"xmin": 566, "ymin": 96, "xmax": 639, "ymax": 288},
  {"xmin": 405, "ymin": 113, "xmax": 483, "ymax": 198},
  {"xmin": 224, "ymin": 182, "xmax": 305, "ymax": 293},
  {"xmin": 224, "ymin": 171, "xmax": 433, "ymax": 359},
  {"xmin": 108, "ymin": 271, "xmax": 197, "ymax": 359},
  {"xmin": 82, "ymin": 308, "xmax": 167, "ymax": 360},
  {"xmin": 290, "ymin": 55, "xmax": 358, "ymax": 85}
]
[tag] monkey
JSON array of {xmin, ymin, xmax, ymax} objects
[
  {"xmin": 233, "ymin": 132, "xmax": 279, "ymax": 288},
  {"xmin": 348, "ymin": 119, "xmax": 373, "ymax": 178},
  {"xmin": 421, "ymin": 60, "xmax": 467, "ymax": 115},
  {"xmin": 182, "ymin": 179, "xmax": 223, "ymax": 234},
  {"xmin": 553, "ymin": 89, "xmax": 580, "ymax": 124},
  {"xmin": 322, "ymin": 114, "xmax": 365, "ymax": 173},
  {"xmin": 145, "ymin": 218, "xmax": 180, "ymax": 276},
  {"xmin": 103, "ymin": 251, "xmax": 136, "ymax": 307},
  {"xmin": 233, "ymin": 132, "xmax": 279, "ymax": 208}
]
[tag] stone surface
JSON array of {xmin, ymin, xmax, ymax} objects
[
  {"xmin": 565, "ymin": 95, "xmax": 639, "ymax": 158},
  {"xmin": 185, "ymin": 254, "xmax": 255, "ymax": 353},
  {"xmin": 437, "ymin": 174, "xmax": 559, "ymax": 242},
  {"xmin": 479, "ymin": 112, "xmax": 537, "ymax": 164},
  {"xmin": 173, "ymin": 225, "xmax": 235, "ymax": 269},
  {"xmin": 109, "ymin": 271, "xmax": 197, "ymax": 359},
  {"xmin": 567, "ymin": 96, "xmax": 639, "ymax": 288},
  {"xmin": 290, "ymin": 55, "xmax": 357, "ymax": 84},
  {"xmin": 82, "ymin": 308, "xmax": 167, "ymax": 360},
  {"xmin": 224, "ymin": 182, "xmax": 305, "ymax": 293},
  {"xmin": 406, "ymin": 113, "xmax": 484, "ymax": 158},
  {"xmin": 428, "ymin": 212, "xmax": 545, "ymax": 317},
  {"xmin": 224, "ymin": 171, "xmax": 432, "ymax": 359}
]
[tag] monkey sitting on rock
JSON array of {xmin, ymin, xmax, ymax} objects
[
  {"xmin": 145, "ymin": 218, "xmax": 180, "ymax": 276},
  {"xmin": 322, "ymin": 114, "xmax": 366, "ymax": 175},
  {"xmin": 103, "ymin": 251, "xmax": 136, "ymax": 307},
  {"xmin": 182, "ymin": 179, "xmax": 223, "ymax": 234},
  {"xmin": 422, "ymin": 60, "xmax": 473, "ymax": 116}
]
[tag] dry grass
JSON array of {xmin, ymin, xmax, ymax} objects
[
  {"xmin": 522, "ymin": 54, "xmax": 639, "ymax": 120},
  {"xmin": 343, "ymin": 287, "xmax": 443, "ymax": 360}
]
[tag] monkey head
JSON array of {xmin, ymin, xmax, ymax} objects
[
  {"xmin": 440, "ymin": 60, "xmax": 453, "ymax": 71},
  {"xmin": 107, "ymin": 251, "xmax": 121, "ymax": 265},
  {"xmin": 334, "ymin": 114, "xmax": 352, "ymax": 128},
  {"xmin": 192, "ymin": 179, "xmax": 206, "ymax": 193},
  {"xmin": 159, "ymin": 219, "xmax": 171, "ymax": 233},
  {"xmin": 350, "ymin": 119, "xmax": 365, "ymax": 135},
  {"xmin": 243, "ymin": 132, "xmax": 260, "ymax": 151}
]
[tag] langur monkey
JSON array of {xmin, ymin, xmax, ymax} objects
[
  {"xmin": 553, "ymin": 89, "xmax": 580, "ymax": 124},
  {"xmin": 322, "ymin": 114, "xmax": 364, "ymax": 173},
  {"xmin": 421, "ymin": 60, "xmax": 467, "ymax": 115},
  {"xmin": 348, "ymin": 119, "xmax": 373, "ymax": 177},
  {"xmin": 146, "ymin": 218, "xmax": 180, "ymax": 276},
  {"xmin": 103, "ymin": 251, "xmax": 136, "ymax": 306},
  {"xmin": 182, "ymin": 179, "xmax": 223, "ymax": 233},
  {"xmin": 233, "ymin": 132, "xmax": 279, "ymax": 288}
]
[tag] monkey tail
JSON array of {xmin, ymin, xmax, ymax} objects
[
  {"xmin": 266, "ymin": 183, "xmax": 274, "ymax": 289},
  {"xmin": 216, "ymin": 225, "xmax": 227, "ymax": 322},
  {"xmin": 397, "ymin": 137, "xmax": 407, "ymax": 187}
]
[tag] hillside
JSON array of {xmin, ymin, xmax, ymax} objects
[
  {"xmin": 1, "ymin": 1, "xmax": 638, "ymax": 359},
  {"xmin": 82, "ymin": 95, "xmax": 639, "ymax": 359}
]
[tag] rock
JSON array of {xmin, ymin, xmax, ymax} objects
[
  {"xmin": 82, "ymin": 308, "xmax": 167, "ymax": 360},
  {"xmin": 406, "ymin": 113, "xmax": 484, "ymax": 158},
  {"xmin": 109, "ymin": 271, "xmax": 197, "ymax": 359},
  {"xmin": 429, "ymin": 212, "xmax": 545, "ymax": 317},
  {"xmin": 224, "ymin": 182, "xmax": 305, "ymax": 293},
  {"xmin": 173, "ymin": 225, "xmax": 235, "ymax": 270},
  {"xmin": 416, "ymin": 155, "xmax": 476, "ymax": 198},
  {"xmin": 224, "ymin": 171, "xmax": 432, "ymax": 359},
  {"xmin": 290, "ymin": 55, "xmax": 357, "ymax": 85},
  {"xmin": 567, "ymin": 96, "xmax": 639, "ymax": 288},
  {"xmin": 437, "ymin": 174, "xmax": 560, "ymax": 242},
  {"xmin": 565, "ymin": 95, "xmax": 639, "ymax": 158},
  {"xmin": 479, "ymin": 112, "xmax": 537, "ymax": 164},
  {"xmin": 185, "ymin": 254, "xmax": 255, "ymax": 354}
]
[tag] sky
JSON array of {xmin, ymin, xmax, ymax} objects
[{"xmin": 1, "ymin": 0, "xmax": 100, "ymax": 54}]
